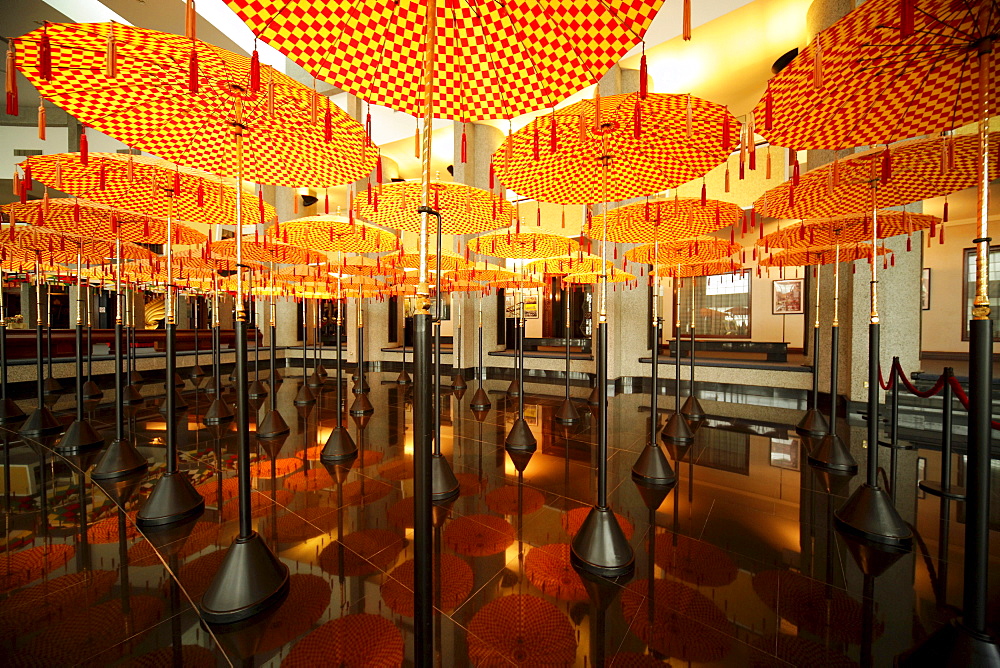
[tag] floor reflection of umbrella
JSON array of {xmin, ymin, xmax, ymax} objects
[
  {"xmin": 467, "ymin": 594, "xmax": 577, "ymax": 666},
  {"xmin": 752, "ymin": 569, "xmax": 877, "ymax": 645},
  {"xmin": 256, "ymin": 574, "xmax": 332, "ymax": 655},
  {"xmin": 523, "ymin": 543, "xmax": 587, "ymax": 602},
  {"xmin": 249, "ymin": 457, "xmax": 303, "ymax": 479},
  {"xmin": 174, "ymin": 549, "xmax": 227, "ymax": 601},
  {"xmin": 486, "ymin": 485, "xmax": 545, "ymax": 516},
  {"xmin": 562, "ymin": 507, "xmax": 633, "ymax": 541},
  {"xmin": 607, "ymin": 651, "xmax": 667, "ymax": 667},
  {"xmin": 127, "ymin": 645, "xmax": 218, "ymax": 668},
  {"xmin": 387, "ymin": 497, "xmax": 416, "ymax": 530},
  {"xmin": 620, "ymin": 579, "xmax": 734, "ymax": 664},
  {"xmin": 456, "ymin": 473, "xmax": 486, "ymax": 497},
  {"xmin": 87, "ymin": 510, "xmax": 141, "ymax": 544},
  {"xmin": 378, "ymin": 457, "xmax": 414, "ymax": 481},
  {"xmin": 382, "ymin": 555, "xmax": 473, "ymax": 617},
  {"xmin": 653, "ymin": 532, "xmax": 738, "ymax": 587},
  {"xmin": 443, "ymin": 515, "xmax": 516, "ymax": 557},
  {"xmin": 12, "ymin": 595, "xmax": 163, "ymax": 666},
  {"xmin": 318, "ymin": 529, "xmax": 406, "ymax": 577},
  {"xmin": 749, "ymin": 633, "xmax": 858, "ymax": 668},
  {"xmin": 194, "ymin": 477, "xmax": 239, "ymax": 507},
  {"xmin": 0, "ymin": 569, "xmax": 117, "ymax": 638},
  {"xmin": 0, "ymin": 543, "xmax": 75, "ymax": 593},
  {"xmin": 281, "ymin": 613, "xmax": 404, "ymax": 667},
  {"xmin": 129, "ymin": 522, "xmax": 220, "ymax": 568}
]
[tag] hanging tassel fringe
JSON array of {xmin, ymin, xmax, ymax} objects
[
  {"xmin": 80, "ymin": 127, "xmax": 89, "ymax": 165},
  {"xmin": 188, "ymin": 48, "xmax": 199, "ymax": 93},
  {"xmin": 5, "ymin": 44, "xmax": 18, "ymax": 117},
  {"xmin": 639, "ymin": 52, "xmax": 648, "ymax": 98},
  {"xmin": 37, "ymin": 102, "xmax": 45, "ymax": 140},
  {"xmin": 250, "ymin": 49, "xmax": 261, "ymax": 92}
]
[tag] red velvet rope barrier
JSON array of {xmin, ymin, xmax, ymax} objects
[{"xmin": 880, "ymin": 360, "xmax": 1000, "ymax": 430}]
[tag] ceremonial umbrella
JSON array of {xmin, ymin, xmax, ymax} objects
[
  {"xmin": 357, "ymin": 180, "xmax": 513, "ymax": 235},
  {"xmin": 13, "ymin": 17, "xmax": 377, "ymax": 624},
  {"xmin": 758, "ymin": 211, "xmax": 939, "ymax": 252},
  {"xmin": 226, "ymin": 0, "xmax": 665, "ymax": 650},
  {"xmin": 588, "ymin": 197, "xmax": 743, "ymax": 243},
  {"xmin": 468, "ymin": 231, "xmax": 580, "ymax": 261},
  {"xmin": 467, "ymin": 594, "xmax": 577, "ymax": 666},
  {"xmin": 265, "ymin": 215, "xmax": 399, "ymax": 254},
  {"xmin": 281, "ymin": 614, "xmax": 404, "ymax": 668}
]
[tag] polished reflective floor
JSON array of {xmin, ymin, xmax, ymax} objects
[{"xmin": 2, "ymin": 370, "xmax": 997, "ymax": 666}]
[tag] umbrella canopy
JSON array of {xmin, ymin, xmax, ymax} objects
[
  {"xmin": 224, "ymin": 0, "xmax": 665, "ymax": 122},
  {"xmin": 494, "ymin": 93, "xmax": 740, "ymax": 204},
  {"xmin": 212, "ymin": 236, "xmax": 325, "ymax": 265},
  {"xmin": 759, "ymin": 211, "xmax": 939, "ymax": 251},
  {"xmin": 523, "ymin": 543, "xmax": 588, "ymax": 602},
  {"xmin": 653, "ymin": 260, "xmax": 744, "ymax": 279},
  {"xmin": 652, "ymin": 531, "xmax": 739, "ymax": 588},
  {"xmin": 625, "ymin": 237, "xmax": 741, "ymax": 266},
  {"xmin": 563, "ymin": 267, "xmax": 636, "ymax": 284},
  {"xmin": 750, "ymin": 0, "xmax": 998, "ymax": 149},
  {"xmin": 12, "ymin": 23, "xmax": 375, "ymax": 187},
  {"xmin": 588, "ymin": 198, "xmax": 743, "ymax": 243},
  {"xmin": 267, "ymin": 215, "xmax": 399, "ymax": 254},
  {"xmin": 20, "ymin": 153, "xmax": 270, "ymax": 229},
  {"xmin": 256, "ymin": 574, "xmax": 332, "ymax": 655},
  {"xmin": 524, "ymin": 254, "xmax": 611, "ymax": 276},
  {"xmin": 0, "ymin": 544, "xmax": 75, "ymax": 593},
  {"xmin": 468, "ymin": 232, "xmax": 579, "ymax": 260},
  {"xmin": 447, "ymin": 268, "xmax": 516, "ymax": 282},
  {"xmin": 0, "ymin": 223, "xmax": 158, "ymax": 263},
  {"xmin": 357, "ymin": 181, "xmax": 513, "ymax": 235},
  {"xmin": 467, "ymin": 594, "xmax": 577, "ymax": 666},
  {"xmin": 318, "ymin": 529, "xmax": 406, "ymax": 576},
  {"xmin": 759, "ymin": 243, "xmax": 889, "ymax": 268},
  {"xmin": 753, "ymin": 133, "xmax": 1000, "ymax": 220},
  {"xmin": 381, "ymin": 555, "xmax": 474, "ymax": 616},
  {"xmin": 388, "ymin": 250, "xmax": 472, "ymax": 272},
  {"xmin": 489, "ymin": 278, "xmax": 548, "ymax": 290},
  {"xmin": 443, "ymin": 514, "xmax": 516, "ymax": 557},
  {"xmin": 281, "ymin": 614, "xmax": 404, "ymax": 668}
]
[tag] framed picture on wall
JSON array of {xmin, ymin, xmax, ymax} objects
[
  {"xmin": 522, "ymin": 295, "xmax": 539, "ymax": 319},
  {"xmin": 772, "ymin": 278, "xmax": 804, "ymax": 315},
  {"xmin": 921, "ymin": 268, "xmax": 931, "ymax": 310}
]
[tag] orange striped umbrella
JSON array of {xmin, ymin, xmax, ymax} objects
[
  {"xmin": 489, "ymin": 278, "xmax": 547, "ymax": 290},
  {"xmin": 357, "ymin": 181, "xmax": 513, "ymax": 235},
  {"xmin": 281, "ymin": 614, "xmax": 404, "ymax": 668},
  {"xmin": 625, "ymin": 237, "xmax": 741, "ymax": 266},
  {"xmin": 0, "ymin": 223, "xmax": 157, "ymax": 262},
  {"xmin": 20, "ymin": 153, "xmax": 270, "ymax": 228},
  {"xmin": 381, "ymin": 554, "xmax": 473, "ymax": 616},
  {"xmin": 448, "ymin": 268, "xmax": 516, "ymax": 282},
  {"xmin": 758, "ymin": 211, "xmax": 939, "ymax": 252},
  {"xmin": 468, "ymin": 231, "xmax": 579, "ymax": 260},
  {"xmin": 171, "ymin": 250, "xmax": 265, "ymax": 273},
  {"xmin": 11, "ymin": 23, "xmax": 375, "ymax": 188},
  {"xmin": 494, "ymin": 93, "xmax": 740, "ymax": 204},
  {"xmin": 652, "ymin": 260, "xmax": 744, "ymax": 279},
  {"xmin": 267, "ymin": 215, "xmax": 399, "ymax": 254},
  {"xmin": 759, "ymin": 243, "xmax": 889, "ymax": 269},
  {"xmin": 211, "ymin": 236, "xmax": 325, "ymax": 266},
  {"xmin": 588, "ymin": 198, "xmax": 743, "ymax": 243},
  {"xmin": 468, "ymin": 594, "xmax": 577, "ymax": 666},
  {"xmin": 386, "ymin": 251, "xmax": 472, "ymax": 272}
]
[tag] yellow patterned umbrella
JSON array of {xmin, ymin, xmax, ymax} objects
[
  {"xmin": 357, "ymin": 181, "xmax": 513, "ymax": 235},
  {"xmin": 211, "ymin": 237, "xmax": 325, "ymax": 265},
  {"xmin": 588, "ymin": 198, "xmax": 744, "ymax": 244},
  {"xmin": 447, "ymin": 268, "xmax": 516, "ymax": 283},
  {"xmin": 0, "ymin": 224, "xmax": 156, "ymax": 262},
  {"xmin": 489, "ymin": 278, "xmax": 547, "ymax": 290},
  {"xmin": 562, "ymin": 267, "xmax": 636, "ymax": 284},
  {"xmin": 468, "ymin": 232, "xmax": 579, "ymax": 260},
  {"xmin": 525, "ymin": 254, "xmax": 611, "ymax": 276},
  {"xmin": 625, "ymin": 237, "xmax": 741, "ymax": 266},
  {"xmin": 266, "ymin": 215, "xmax": 399, "ymax": 254},
  {"xmin": 387, "ymin": 250, "xmax": 472, "ymax": 271},
  {"xmin": 758, "ymin": 243, "xmax": 889, "ymax": 269},
  {"xmin": 758, "ymin": 211, "xmax": 939, "ymax": 252},
  {"xmin": 653, "ymin": 260, "xmax": 744, "ymax": 278},
  {"xmin": 11, "ymin": 22, "xmax": 375, "ymax": 188}
]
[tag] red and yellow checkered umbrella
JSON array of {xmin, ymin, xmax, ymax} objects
[
  {"xmin": 562, "ymin": 267, "xmax": 636, "ymax": 284},
  {"xmin": 525, "ymin": 254, "xmax": 611, "ymax": 276},
  {"xmin": 357, "ymin": 181, "xmax": 513, "ymax": 235},
  {"xmin": 223, "ymin": 0, "xmax": 665, "ymax": 122},
  {"xmin": 494, "ymin": 93, "xmax": 741, "ymax": 204},
  {"xmin": 758, "ymin": 243, "xmax": 888, "ymax": 269},
  {"xmin": 0, "ymin": 224, "xmax": 155, "ymax": 263},
  {"xmin": 211, "ymin": 237, "xmax": 324, "ymax": 265},
  {"xmin": 387, "ymin": 250, "xmax": 472, "ymax": 271},
  {"xmin": 468, "ymin": 231, "xmax": 579, "ymax": 260},
  {"xmin": 588, "ymin": 197, "xmax": 743, "ymax": 243},
  {"xmin": 170, "ymin": 250, "xmax": 265, "ymax": 273},
  {"xmin": 265, "ymin": 215, "xmax": 398, "ymax": 254},
  {"xmin": 750, "ymin": 0, "xmax": 999, "ymax": 150},
  {"xmin": 653, "ymin": 260, "xmax": 743, "ymax": 279},
  {"xmin": 489, "ymin": 278, "xmax": 548, "ymax": 290},
  {"xmin": 11, "ymin": 23, "xmax": 375, "ymax": 188},
  {"xmin": 20, "ymin": 153, "xmax": 268, "ymax": 230},
  {"xmin": 753, "ymin": 133, "xmax": 1000, "ymax": 220},
  {"xmin": 446, "ymin": 268, "xmax": 515, "ymax": 283},
  {"xmin": 625, "ymin": 237, "xmax": 741, "ymax": 266},
  {"xmin": 759, "ymin": 211, "xmax": 939, "ymax": 251}
]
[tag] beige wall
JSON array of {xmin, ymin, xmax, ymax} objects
[{"xmin": 921, "ymin": 218, "xmax": 980, "ymax": 353}]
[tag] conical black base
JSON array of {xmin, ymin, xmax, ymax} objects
[
  {"xmin": 660, "ymin": 412, "xmax": 693, "ymax": 444},
  {"xmin": 0, "ymin": 397, "xmax": 25, "ymax": 424},
  {"xmin": 81, "ymin": 380, "xmax": 103, "ymax": 401},
  {"xmin": 834, "ymin": 483, "xmax": 913, "ymax": 547},
  {"xmin": 54, "ymin": 419, "xmax": 104, "ymax": 454},
  {"xmin": 431, "ymin": 453, "xmax": 460, "ymax": 501},
  {"xmin": 555, "ymin": 398, "xmax": 580, "ymax": 423},
  {"xmin": 631, "ymin": 441, "xmax": 676, "ymax": 485},
  {"xmin": 200, "ymin": 532, "xmax": 290, "ymax": 625},
  {"xmin": 19, "ymin": 406, "xmax": 61, "ymax": 436},
  {"xmin": 898, "ymin": 619, "xmax": 1000, "ymax": 668},
  {"xmin": 570, "ymin": 506, "xmax": 635, "ymax": 577},
  {"xmin": 469, "ymin": 387, "xmax": 491, "ymax": 410},
  {"xmin": 681, "ymin": 395, "xmax": 705, "ymax": 421},
  {"xmin": 189, "ymin": 364, "xmax": 206, "ymax": 379},
  {"xmin": 320, "ymin": 427, "xmax": 358, "ymax": 462},
  {"xmin": 42, "ymin": 376, "xmax": 62, "ymax": 396},
  {"xmin": 396, "ymin": 369, "xmax": 411, "ymax": 384},
  {"xmin": 158, "ymin": 389, "xmax": 188, "ymax": 415},
  {"xmin": 136, "ymin": 471, "xmax": 205, "ymax": 527},
  {"xmin": 293, "ymin": 384, "xmax": 316, "ymax": 406},
  {"xmin": 91, "ymin": 438, "xmax": 148, "ymax": 480},
  {"xmin": 505, "ymin": 417, "xmax": 537, "ymax": 451},
  {"xmin": 808, "ymin": 432, "xmax": 858, "ymax": 473},
  {"xmin": 349, "ymin": 393, "xmax": 374, "ymax": 415},
  {"xmin": 124, "ymin": 385, "xmax": 144, "ymax": 405},
  {"xmin": 248, "ymin": 380, "xmax": 268, "ymax": 398},
  {"xmin": 452, "ymin": 374, "xmax": 467, "ymax": 391},
  {"xmin": 204, "ymin": 398, "xmax": 235, "ymax": 425},
  {"xmin": 506, "ymin": 380, "xmax": 520, "ymax": 397},
  {"xmin": 257, "ymin": 410, "xmax": 290, "ymax": 439},
  {"xmin": 587, "ymin": 385, "xmax": 600, "ymax": 406},
  {"xmin": 796, "ymin": 408, "xmax": 829, "ymax": 437}
]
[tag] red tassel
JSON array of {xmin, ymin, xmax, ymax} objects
[
  {"xmin": 749, "ymin": 146, "xmax": 756, "ymax": 171},
  {"xmin": 39, "ymin": 28, "xmax": 52, "ymax": 81},
  {"xmin": 722, "ymin": 111, "xmax": 730, "ymax": 149},
  {"xmin": 764, "ymin": 84, "xmax": 773, "ymax": 131},
  {"xmin": 633, "ymin": 103, "xmax": 641, "ymax": 139},
  {"xmin": 939, "ymin": 225, "xmax": 945, "ymax": 244},
  {"xmin": 489, "ymin": 163, "xmax": 495, "ymax": 190},
  {"xmin": 324, "ymin": 108, "xmax": 332, "ymax": 142},
  {"xmin": 250, "ymin": 49, "xmax": 261, "ymax": 92},
  {"xmin": 37, "ymin": 102, "xmax": 45, "ymax": 140},
  {"xmin": 880, "ymin": 146, "xmax": 891, "ymax": 183},
  {"xmin": 532, "ymin": 124, "xmax": 540, "ymax": 160},
  {"xmin": 906, "ymin": 236, "xmax": 912, "ymax": 252},
  {"xmin": 23, "ymin": 161, "xmax": 31, "ymax": 190},
  {"xmin": 172, "ymin": 169, "xmax": 180, "ymax": 195},
  {"xmin": 900, "ymin": 0, "xmax": 914, "ymax": 37},
  {"xmin": 18, "ymin": 179, "xmax": 27, "ymax": 204},
  {"xmin": 700, "ymin": 183, "xmax": 707, "ymax": 206},
  {"xmin": 549, "ymin": 111, "xmax": 557, "ymax": 152},
  {"xmin": 258, "ymin": 190, "xmax": 265, "ymax": 226},
  {"xmin": 376, "ymin": 154, "xmax": 383, "ymax": 184},
  {"xmin": 73, "ymin": 199, "xmax": 80, "ymax": 222},
  {"xmin": 5, "ymin": 44, "xmax": 18, "ymax": 117},
  {"xmin": 461, "ymin": 125, "xmax": 468, "ymax": 163},
  {"xmin": 724, "ymin": 165, "xmax": 730, "ymax": 192},
  {"xmin": 324, "ymin": 192, "xmax": 329, "ymax": 214},
  {"xmin": 188, "ymin": 49, "xmax": 199, "ymax": 93},
  {"xmin": 943, "ymin": 201, "xmax": 949, "ymax": 223},
  {"xmin": 682, "ymin": 0, "xmax": 691, "ymax": 40},
  {"xmin": 80, "ymin": 127, "xmax": 89, "ymax": 165},
  {"xmin": 792, "ymin": 159, "xmax": 800, "ymax": 186},
  {"xmin": 639, "ymin": 53, "xmax": 648, "ymax": 99},
  {"xmin": 143, "ymin": 220, "xmax": 150, "ymax": 236},
  {"xmin": 536, "ymin": 208, "xmax": 541, "ymax": 227}
]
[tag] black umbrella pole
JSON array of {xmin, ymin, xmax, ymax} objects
[
  {"xmin": 166, "ymin": 322, "xmax": 177, "ymax": 472},
  {"xmin": 269, "ymin": 324, "xmax": 277, "ymax": 411},
  {"xmin": 413, "ymin": 310, "xmax": 433, "ymax": 665},
  {"xmin": 235, "ymin": 320, "xmax": 252, "ymax": 536}
]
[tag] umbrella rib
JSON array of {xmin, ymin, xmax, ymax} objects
[{"xmin": 458, "ymin": 0, "xmax": 522, "ymax": 119}]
